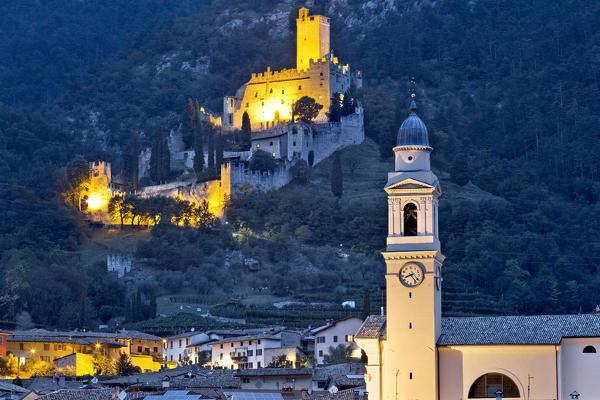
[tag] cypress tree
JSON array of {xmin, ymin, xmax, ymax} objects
[
  {"xmin": 330, "ymin": 152, "xmax": 343, "ymax": 198},
  {"xmin": 215, "ymin": 128, "xmax": 224, "ymax": 172},
  {"xmin": 182, "ymin": 98, "xmax": 197, "ymax": 147},
  {"xmin": 242, "ymin": 111, "xmax": 251, "ymax": 137},
  {"xmin": 207, "ymin": 124, "xmax": 215, "ymax": 172},
  {"xmin": 150, "ymin": 127, "xmax": 170, "ymax": 184},
  {"xmin": 341, "ymin": 92, "xmax": 354, "ymax": 116},
  {"xmin": 193, "ymin": 122, "xmax": 204, "ymax": 174}
]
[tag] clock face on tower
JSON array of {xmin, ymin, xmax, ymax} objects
[{"xmin": 399, "ymin": 262, "xmax": 425, "ymax": 287}]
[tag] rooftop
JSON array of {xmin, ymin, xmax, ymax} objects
[
  {"xmin": 356, "ymin": 314, "xmax": 600, "ymax": 345},
  {"xmin": 210, "ymin": 333, "xmax": 282, "ymax": 346},
  {"xmin": 7, "ymin": 329, "xmax": 162, "ymax": 342},
  {"xmin": 395, "ymin": 99, "xmax": 430, "ymax": 149},
  {"xmin": 235, "ymin": 368, "xmax": 313, "ymax": 377}
]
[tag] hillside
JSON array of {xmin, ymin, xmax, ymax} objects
[{"xmin": 0, "ymin": 0, "xmax": 599, "ymax": 331}]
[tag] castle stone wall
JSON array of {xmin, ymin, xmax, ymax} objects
[{"xmin": 107, "ymin": 254, "xmax": 132, "ymax": 278}]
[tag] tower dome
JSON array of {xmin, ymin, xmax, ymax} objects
[{"xmin": 396, "ymin": 99, "xmax": 430, "ymax": 148}]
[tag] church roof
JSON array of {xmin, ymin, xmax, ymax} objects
[
  {"xmin": 396, "ymin": 100, "xmax": 430, "ymax": 149},
  {"xmin": 356, "ymin": 314, "xmax": 600, "ymax": 345}
]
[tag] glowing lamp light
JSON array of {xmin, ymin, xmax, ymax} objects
[
  {"xmin": 87, "ymin": 193, "xmax": 107, "ymax": 211},
  {"xmin": 95, "ymin": 343, "xmax": 101, "ymax": 348}
]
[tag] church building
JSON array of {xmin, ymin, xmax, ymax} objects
[
  {"xmin": 222, "ymin": 8, "xmax": 360, "ymax": 130},
  {"xmin": 354, "ymin": 97, "xmax": 600, "ymax": 400}
]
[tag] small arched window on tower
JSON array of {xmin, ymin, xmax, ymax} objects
[
  {"xmin": 404, "ymin": 203, "xmax": 418, "ymax": 236},
  {"xmin": 583, "ymin": 345, "xmax": 597, "ymax": 353}
]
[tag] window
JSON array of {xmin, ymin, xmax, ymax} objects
[
  {"xmin": 248, "ymin": 349, "xmax": 253, "ymax": 356},
  {"xmin": 320, "ymin": 72, "xmax": 323, "ymax": 76},
  {"xmin": 44, "ymin": 344, "xmax": 50, "ymax": 351},
  {"xmin": 170, "ymin": 355, "xmax": 173, "ymax": 361},
  {"xmin": 257, "ymin": 361, "xmax": 261, "ymax": 368},
  {"xmin": 220, "ymin": 354, "xmax": 223, "ymax": 360},
  {"xmin": 248, "ymin": 362, "xmax": 253, "ymax": 368},
  {"xmin": 240, "ymin": 342, "xmax": 244, "ymax": 346},
  {"xmin": 19, "ymin": 343, "xmax": 23, "ymax": 350},
  {"xmin": 282, "ymin": 90, "xmax": 285, "ymax": 94},
  {"xmin": 220, "ymin": 344, "xmax": 223, "ymax": 349},
  {"xmin": 54, "ymin": 344, "xmax": 65, "ymax": 351},
  {"xmin": 319, "ymin": 350, "xmax": 323, "ymax": 357},
  {"xmin": 298, "ymin": 85, "xmax": 302, "ymax": 90},
  {"xmin": 179, "ymin": 340, "xmax": 182, "ymax": 348},
  {"xmin": 333, "ymin": 336, "xmax": 338, "ymax": 343},
  {"xmin": 138, "ymin": 346, "xmax": 142, "ymax": 353},
  {"xmin": 293, "ymin": 141, "xmax": 296, "ymax": 146},
  {"xmin": 255, "ymin": 92, "xmax": 258, "ymax": 97},
  {"xmin": 0, "ymin": 337, "xmax": 2, "ymax": 344},
  {"xmin": 320, "ymin": 82, "xmax": 323, "ymax": 86},
  {"xmin": 249, "ymin": 341, "xmax": 252, "ymax": 345},
  {"xmin": 170, "ymin": 341, "xmax": 173, "ymax": 349},
  {"xmin": 242, "ymin": 377, "xmax": 250, "ymax": 383},
  {"xmin": 41, "ymin": 356, "xmax": 50, "ymax": 363},
  {"xmin": 317, "ymin": 337, "xmax": 325, "ymax": 344},
  {"xmin": 468, "ymin": 373, "xmax": 520, "ymax": 398},
  {"xmin": 270, "ymin": 88, "xmax": 273, "ymax": 94},
  {"xmin": 231, "ymin": 343, "xmax": 234, "ymax": 347},
  {"xmin": 269, "ymin": 141, "xmax": 273, "ymax": 146},
  {"xmin": 258, "ymin": 340, "xmax": 261, "ymax": 344},
  {"xmin": 404, "ymin": 203, "xmax": 418, "ymax": 236},
  {"xmin": 154, "ymin": 347, "xmax": 158, "ymax": 353},
  {"xmin": 256, "ymin": 349, "xmax": 263, "ymax": 356},
  {"xmin": 345, "ymin": 335, "xmax": 353, "ymax": 342},
  {"xmin": 178, "ymin": 354, "xmax": 182, "ymax": 361},
  {"xmin": 246, "ymin": 103, "xmax": 249, "ymax": 108},
  {"xmin": 583, "ymin": 345, "xmax": 597, "ymax": 353},
  {"xmin": 256, "ymin": 144, "xmax": 260, "ymax": 149}
]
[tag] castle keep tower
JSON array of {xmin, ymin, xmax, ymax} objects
[
  {"xmin": 296, "ymin": 7, "xmax": 330, "ymax": 71},
  {"xmin": 355, "ymin": 97, "xmax": 444, "ymax": 400}
]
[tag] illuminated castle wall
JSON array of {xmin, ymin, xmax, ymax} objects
[{"xmin": 223, "ymin": 8, "xmax": 356, "ymax": 130}]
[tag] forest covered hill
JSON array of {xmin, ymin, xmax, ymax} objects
[{"xmin": 0, "ymin": 0, "xmax": 599, "ymax": 330}]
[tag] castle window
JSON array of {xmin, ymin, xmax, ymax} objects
[
  {"xmin": 468, "ymin": 373, "xmax": 520, "ymax": 398},
  {"xmin": 293, "ymin": 141, "xmax": 296, "ymax": 146},
  {"xmin": 255, "ymin": 92, "xmax": 258, "ymax": 97},
  {"xmin": 298, "ymin": 85, "xmax": 302, "ymax": 90},
  {"xmin": 404, "ymin": 203, "xmax": 418, "ymax": 236},
  {"xmin": 583, "ymin": 345, "xmax": 597, "ymax": 353},
  {"xmin": 256, "ymin": 144, "xmax": 260, "ymax": 149},
  {"xmin": 282, "ymin": 90, "xmax": 284, "ymax": 94},
  {"xmin": 245, "ymin": 103, "xmax": 249, "ymax": 108},
  {"xmin": 269, "ymin": 142, "xmax": 273, "ymax": 146},
  {"xmin": 270, "ymin": 88, "xmax": 273, "ymax": 94},
  {"xmin": 310, "ymin": 17, "xmax": 314, "ymax": 21},
  {"xmin": 320, "ymin": 72, "xmax": 323, "ymax": 76},
  {"xmin": 262, "ymin": 102, "xmax": 265, "ymax": 106},
  {"xmin": 320, "ymin": 83, "xmax": 323, "ymax": 87}
]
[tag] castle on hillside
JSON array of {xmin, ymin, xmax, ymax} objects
[{"xmin": 222, "ymin": 7, "xmax": 362, "ymax": 130}]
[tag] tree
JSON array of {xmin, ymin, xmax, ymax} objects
[
  {"xmin": 93, "ymin": 353, "xmax": 114, "ymax": 375},
  {"xmin": 182, "ymin": 98, "xmax": 198, "ymax": 147},
  {"xmin": 307, "ymin": 150, "xmax": 315, "ymax": 167},
  {"xmin": 193, "ymin": 122, "xmax": 205, "ymax": 175},
  {"xmin": 0, "ymin": 354, "xmax": 19, "ymax": 376},
  {"xmin": 114, "ymin": 353, "xmax": 139, "ymax": 376},
  {"xmin": 249, "ymin": 150, "xmax": 277, "ymax": 172},
  {"xmin": 292, "ymin": 96, "xmax": 323, "ymax": 123},
  {"xmin": 207, "ymin": 124, "xmax": 215, "ymax": 173},
  {"xmin": 323, "ymin": 344, "xmax": 355, "ymax": 365},
  {"xmin": 290, "ymin": 159, "xmax": 310, "ymax": 183},
  {"xmin": 341, "ymin": 92, "xmax": 354, "ymax": 116},
  {"xmin": 330, "ymin": 152, "xmax": 343, "ymax": 198},
  {"xmin": 215, "ymin": 129, "xmax": 224, "ymax": 172},
  {"xmin": 150, "ymin": 127, "xmax": 170, "ymax": 184},
  {"xmin": 241, "ymin": 111, "xmax": 251, "ymax": 139},
  {"xmin": 122, "ymin": 132, "xmax": 140, "ymax": 193},
  {"xmin": 65, "ymin": 155, "xmax": 90, "ymax": 210},
  {"xmin": 267, "ymin": 354, "xmax": 289, "ymax": 368},
  {"xmin": 327, "ymin": 93, "xmax": 342, "ymax": 122},
  {"xmin": 362, "ymin": 287, "xmax": 371, "ymax": 320}
]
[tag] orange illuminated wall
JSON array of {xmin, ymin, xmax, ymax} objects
[{"xmin": 296, "ymin": 7, "xmax": 330, "ymax": 71}]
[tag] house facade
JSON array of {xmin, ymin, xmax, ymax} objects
[
  {"xmin": 312, "ymin": 317, "xmax": 363, "ymax": 365},
  {"xmin": 354, "ymin": 97, "xmax": 600, "ymax": 400}
]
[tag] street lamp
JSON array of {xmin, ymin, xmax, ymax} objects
[
  {"xmin": 570, "ymin": 391, "xmax": 580, "ymax": 400},
  {"xmin": 495, "ymin": 390, "xmax": 503, "ymax": 400}
]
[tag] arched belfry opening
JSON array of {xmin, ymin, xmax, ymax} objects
[
  {"xmin": 583, "ymin": 345, "xmax": 597, "ymax": 353},
  {"xmin": 403, "ymin": 203, "xmax": 418, "ymax": 236},
  {"xmin": 468, "ymin": 373, "xmax": 520, "ymax": 398}
]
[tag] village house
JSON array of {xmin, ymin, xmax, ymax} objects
[
  {"xmin": 210, "ymin": 331, "xmax": 302, "ymax": 370},
  {"xmin": 6, "ymin": 329, "xmax": 164, "ymax": 375},
  {"xmin": 311, "ymin": 317, "xmax": 363, "ymax": 365}
]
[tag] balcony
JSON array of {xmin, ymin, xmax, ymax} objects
[{"xmin": 232, "ymin": 355, "xmax": 248, "ymax": 363}]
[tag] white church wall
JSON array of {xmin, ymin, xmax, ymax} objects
[
  {"xmin": 558, "ymin": 337, "xmax": 600, "ymax": 400},
  {"xmin": 439, "ymin": 345, "xmax": 557, "ymax": 400}
]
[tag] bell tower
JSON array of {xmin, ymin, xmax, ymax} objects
[{"xmin": 382, "ymin": 95, "xmax": 444, "ymax": 400}]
